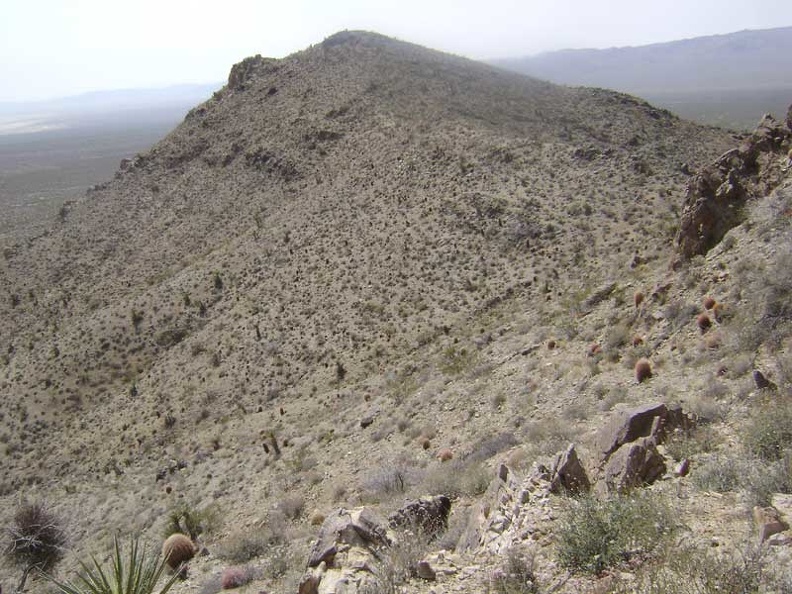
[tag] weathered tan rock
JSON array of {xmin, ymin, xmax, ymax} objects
[
  {"xmin": 549, "ymin": 443, "xmax": 590, "ymax": 494},
  {"xmin": 598, "ymin": 437, "xmax": 667, "ymax": 493},
  {"xmin": 300, "ymin": 507, "xmax": 392, "ymax": 594},
  {"xmin": 306, "ymin": 508, "xmax": 390, "ymax": 569},
  {"xmin": 595, "ymin": 403, "xmax": 691, "ymax": 464},
  {"xmin": 754, "ymin": 506, "xmax": 789, "ymax": 543}
]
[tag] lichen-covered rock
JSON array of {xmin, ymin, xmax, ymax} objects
[{"xmin": 388, "ymin": 495, "xmax": 451, "ymax": 540}]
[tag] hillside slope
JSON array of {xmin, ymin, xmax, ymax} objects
[{"xmin": 6, "ymin": 31, "xmax": 787, "ymax": 592}]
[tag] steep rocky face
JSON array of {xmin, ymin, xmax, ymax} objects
[{"xmin": 675, "ymin": 110, "xmax": 792, "ymax": 258}]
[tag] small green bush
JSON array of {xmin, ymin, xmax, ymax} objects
[
  {"xmin": 691, "ymin": 453, "xmax": 743, "ymax": 493},
  {"xmin": 742, "ymin": 454, "xmax": 792, "ymax": 507},
  {"xmin": 422, "ymin": 459, "xmax": 490, "ymax": 498},
  {"xmin": 555, "ymin": 494, "xmax": 676, "ymax": 574},
  {"xmin": 630, "ymin": 542, "xmax": 783, "ymax": 594},
  {"xmin": 216, "ymin": 521, "xmax": 286, "ymax": 564},
  {"xmin": 163, "ymin": 502, "xmax": 219, "ymax": 540},
  {"xmin": 742, "ymin": 399, "xmax": 792, "ymax": 461}
]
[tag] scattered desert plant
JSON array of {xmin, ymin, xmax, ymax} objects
[
  {"xmin": 664, "ymin": 300, "xmax": 699, "ymax": 331},
  {"xmin": 220, "ymin": 565, "xmax": 259, "ymax": 589},
  {"xmin": 691, "ymin": 453, "xmax": 743, "ymax": 493},
  {"xmin": 697, "ymin": 313, "xmax": 712, "ymax": 332},
  {"xmin": 364, "ymin": 459, "xmax": 420, "ymax": 499},
  {"xmin": 630, "ymin": 541, "xmax": 786, "ymax": 594},
  {"xmin": 635, "ymin": 358, "xmax": 652, "ymax": 383},
  {"xmin": 276, "ymin": 495, "xmax": 305, "ymax": 520},
  {"xmin": 488, "ymin": 546, "xmax": 539, "ymax": 594},
  {"xmin": 742, "ymin": 454, "xmax": 792, "ymax": 507},
  {"xmin": 5, "ymin": 500, "xmax": 66, "ymax": 592},
  {"xmin": 555, "ymin": 493, "xmax": 676, "ymax": 574},
  {"xmin": 376, "ymin": 527, "xmax": 432, "ymax": 590},
  {"xmin": 164, "ymin": 502, "xmax": 218, "ymax": 540},
  {"xmin": 422, "ymin": 458, "xmax": 490, "ymax": 498},
  {"xmin": 46, "ymin": 536, "xmax": 180, "ymax": 594},
  {"xmin": 216, "ymin": 522, "xmax": 286, "ymax": 564},
  {"xmin": 742, "ymin": 398, "xmax": 792, "ymax": 461},
  {"xmin": 161, "ymin": 533, "xmax": 195, "ymax": 571},
  {"xmin": 663, "ymin": 426, "xmax": 720, "ymax": 461}
]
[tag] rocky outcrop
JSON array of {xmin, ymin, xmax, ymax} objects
[
  {"xmin": 388, "ymin": 496, "xmax": 451, "ymax": 540},
  {"xmin": 598, "ymin": 437, "xmax": 667, "ymax": 494},
  {"xmin": 227, "ymin": 55, "xmax": 278, "ymax": 91},
  {"xmin": 456, "ymin": 463, "xmax": 557, "ymax": 555},
  {"xmin": 300, "ymin": 507, "xmax": 391, "ymax": 594},
  {"xmin": 594, "ymin": 403, "xmax": 690, "ymax": 463},
  {"xmin": 549, "ymin": 444, "xmax": 590, "ymax": 494},
  {"xmin": 676, "ymin": 108, "xmax": 792, "ymax": 258},
  {"xmin": 300, "ymin": 497, "xmax": 452, "ymax": 594},
  {"xmin": 593, "ymin": 403, "xmax": 693, "ymax": 493}
]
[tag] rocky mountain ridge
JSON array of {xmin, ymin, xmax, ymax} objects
[{"xmin": 1, "ymin": 31, "xmax": 791, "ymax": 593}]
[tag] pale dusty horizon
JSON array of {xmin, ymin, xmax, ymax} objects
[{"xmin": 2, "ymin": 0, "xmax": 791, "ymax": 102}]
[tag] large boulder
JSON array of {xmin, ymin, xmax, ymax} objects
[
  {"xmin": 306, "ymin": 508, "xmax": 390, "ymax": 569},
  {"xmin": 388, "ymin": 495, "xmax": 451, "ymax": 540},
  {"xmin": 592, "ymin": 403, "xmax": 693, "ymax": 493},
  {"xmin": 594, "ymin": 403, "xmax": 690, "ymax": 464},
  {"xmin": 597, "ymin": 437, "xmax": 667, "ymax": 494}
]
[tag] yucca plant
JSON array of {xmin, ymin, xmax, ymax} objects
[{"xmin": 46, "ymin": 536, "xmax": 181, "ymax": 594}]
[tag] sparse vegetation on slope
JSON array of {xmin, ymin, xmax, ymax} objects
[{"xmin": 1, "ymin": 30, "xmax": 791, "ymax": 593}]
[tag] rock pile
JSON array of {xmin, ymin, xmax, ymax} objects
[{"xmin": 299, "ymin": 496, "xmax": 451, "ymax": 594}]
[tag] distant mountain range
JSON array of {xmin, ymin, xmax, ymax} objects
[
  {"xmin": 0, "ymin": 83, "xmax": 219, "ymax": 117},
  {"xmin": 495, "ymin": 27, "xmax": 792, "ymax": 129}
]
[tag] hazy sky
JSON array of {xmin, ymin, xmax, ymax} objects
[{"xmin": 2, "ymin": 0, "xmax": 792, "ymax": 101}]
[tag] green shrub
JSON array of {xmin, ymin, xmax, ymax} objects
[
  {"xmin": 691, "ymin": 453, "xmax": 743, "ymax": 493},
  {"xmin": 422, "ymin": 459, "xmax": 490, "ymax": 498},
  {"xmin": 742, "ymin": 399, "xmax": 792, "ymax": 461},
  {"xmin": 742, "ymin": 454, "xmax": 792, "ymax": 507},
  {"xmin": 46, "ymin": 537, "xmax": 180, "ymax": 594},
  {"xmin": 163, "ymin": 502, "xmax": 219, "ymax": 540},
  {"xmin": 631, "ymin": 542, "xmax": 782, "ymax": 594},
  {"xmin": 555, "ymin": 494, "xmax": 676, "ymax": 574},
  {"xmin": 216, "ymin": 522, "xmax": 286, "ymax": 563},
  {"xmin": 664, "ymin": 426, "xmax": 719, "ymax": 461}
]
